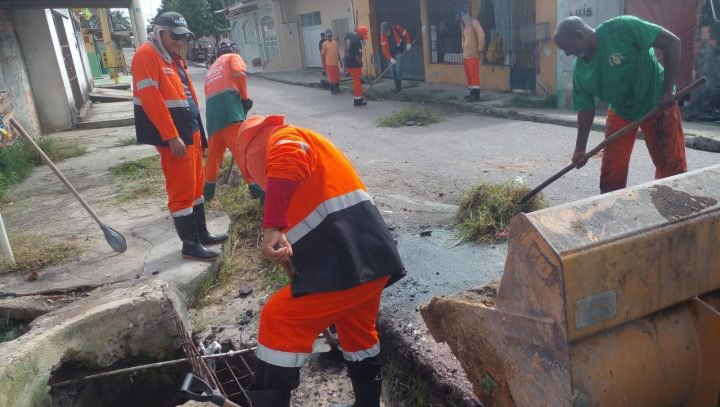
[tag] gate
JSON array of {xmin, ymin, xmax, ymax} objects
[
  {"xmin": 510, "ymin": 0, "xmax": 536, "ymax": 92},
  {"xmin": 373, "ymin": 0, "xmax": 425, "ymax": 80},
  {"xmin": 52, "ymin": 11, "xmax": 84, "ymax": 111}
]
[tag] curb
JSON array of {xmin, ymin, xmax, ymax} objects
[
  {"xmin": 75, "ymin": 117, "xmax": 134, "ymax": 130},
  {"xmin": 257, "ymin": 75, "xmax": 720, "ymax": 154}
]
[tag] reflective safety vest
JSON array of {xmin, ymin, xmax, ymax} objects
[
  {"xmin": 132, "ymin": 42, "xmax": 207, "ymax": 147},
  {"xmin": 239, "ymin": 117, "xmax": 406, "ymax": 296},
  {"xmin": 204, "ymin": 53, "xmax": 249, "ymax": 138}
]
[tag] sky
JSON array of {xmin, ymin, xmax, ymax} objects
[{"xmin": 139, "ymin": 0, "xmax": 162, "ymax": 24}]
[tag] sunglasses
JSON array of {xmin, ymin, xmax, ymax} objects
[{"xmin": 169, "ymin": 32, "xmax": 188, "ymax": 41}]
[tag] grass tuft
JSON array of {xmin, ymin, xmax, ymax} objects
[
  {"xmin": 0, "ymin": 232, "xmax": 82, "ymax": 274},
  {"xmin": 455, "ymin": 182, "xmax": 547, "ymax": 242},
  {"xmin": 0, "ymin": 137, "xmax": 87, "ymax": 201},
  {"xmin": 375, "ymin": 106, "xmax": 441, "ymax": 128},
  {"xmin": 116, "ymin": 136, "xmax": 137, "ymax": 147},
  {"xmin": 108, "ymin": 156, "xmax": 164, "ymax": 202},
  {"xmin": 363, "ymin": 87, "xmax": 459, "ymax": 105}
]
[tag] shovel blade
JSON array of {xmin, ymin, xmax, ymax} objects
[{"xmin": 101, "ymin": 225, "xmax": 127, "ymax": 253}]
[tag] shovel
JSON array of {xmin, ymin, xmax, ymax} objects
[
  {"xmin": 181, "ymin": 373, "xmax": 241, "ymax": 407},
  {"xmin": 519, "ymin": 77, "xmax": 707, "ymax": 204},
  {"xmin": 9, "ymin": 118, "xmax": 127, "ymax": 253},
  {"xmin": 363, "ymin": 40, "xmax": 417, "ymax": 95}
]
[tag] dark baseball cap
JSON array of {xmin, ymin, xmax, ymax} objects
[{"xmin": 155, "ymin": 12, "xmax": 193, "ymax": 35}]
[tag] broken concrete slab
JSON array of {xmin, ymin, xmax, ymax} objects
[
  {"xmin": 90, "ymin": 87, "xmax": 133, "ymax": 103},
  {"xmin": 0, "ymin": 280, "xmax": 186, "ymax": 407},
  {"xmin": 0, "ymin": 125, "xmax": 230, "ymax": 301}
]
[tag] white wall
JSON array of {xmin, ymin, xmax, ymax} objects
[
  {"xmin": 12, "ymin": 9, "xmax": 72, "ymax": 132},
  {"xmin": 556, "ymin": 0, "xmax": 625, "ymax": 108}
]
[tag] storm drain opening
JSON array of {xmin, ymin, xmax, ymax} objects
[
  {"xmin": 0, "ymin": 314, "xmax": 32, "ymax": 343},
  {"xmin": 48, "ymin": 302, "xmax": 256, "ymax": 407}
]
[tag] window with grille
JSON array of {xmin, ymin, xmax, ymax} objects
[
  {"xmin": 427, "ymin": 0, "xmax": 470, "ymax": 64},
  {"xmin": 300, "ymin": 11, "xmax": 321, "ymax": 27},
  {"xmin": 261, "ymin": 16, "xmax": 279, "ymax": 60}
]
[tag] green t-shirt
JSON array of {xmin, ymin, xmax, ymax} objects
[{"xmin": 572, "ymin": 16, "xmax": 664, "ymax": 121}]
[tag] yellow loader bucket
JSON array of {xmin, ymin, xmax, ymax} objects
[{"xmin": 421, "ymin": 165, "xmax": 720, "ymax": 407}]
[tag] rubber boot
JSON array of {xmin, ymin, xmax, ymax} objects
[
  {"xmin": 394, "ymin": 79, "xmax": 402, "ymax": 93},
  {"xmin": 193, "ymin": 203, "xmax": 228, "ymax": 245},
  {"xmin": 335, "ymin": 83, "xmax": 342, "ymax": 94},
  {"xmin": 465, "ymin": 88, "xmax": 480, "ymax": 102},
  {"xmin": 250, "ymin": 359, "xmax": 299, "ymax": 407},
  {"xmin": 331, "ymin": 355, "xmax": 382, "ymax": 407},
  {"xmin": 247, "ymin": 389, "xmax": 287, "ymax": 407},
  {"xmin": 172, "ymin": 214, "xmax": 219, "ymax": 261},
  {"xmin": 354, "ymin": 97, "xmax": 367, "ymax": 107}
]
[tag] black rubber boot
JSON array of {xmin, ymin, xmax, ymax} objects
[
  {"xmin": 193, "ymin": 203, "xmax": 228, "ymax": 245},
  {"xmin": 335, "ymin": 83, "xmax": 342, "ymax": 94},
  {"xmin": 465, "ymin": 88, "xmax": 480, "ymax": 102},
  {"xmin": 250, "ymin": 359, "xmax": 299, "ymax": 407},
  {"xmin": 354, "ymin": 97, "xmax": 367, "ymax": 107},
  {"xmin": 330, "ymin": 355, "xmax": 382, "ymax": 407},
  {"xmin": 172, "ymin": 214, "xmax": 219, "ymax": 261},
  {"xmin": 247, "ymin": 389, "xmax": 288, "ymax": 407},
  {"xmin": 394, "ymin": 79, "xmax": 402, "ymax": 93}
]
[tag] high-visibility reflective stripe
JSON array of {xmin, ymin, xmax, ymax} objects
[
  {"xmin": 165, "ymin": 99, "xmax": 190, "ymax": 108},
  {"xmin": 193, "ymin": 197, "xmax": 204, "ymax": 206},
  {"xmin": 136, "ymin": 78, "xmax": 159, "ymax": 90},
  {"xmin": 256, "ymin": 344, "xmax": 311, "ymax": 368},
  {"xmin": 286, "ymin": 189, "xmax": 372, "ymax": 244},
  {"xmin": 275, "ymin": 139, "xmax": 310, "ymax": 153},
  {"xmin": 134, "ymin": 98, "xmax": 189, "ymax": 109},
  {"xmin": 171, "ymin": 207, "xmax": 193, "ymax": 217},
  {"xmin": 342, "ymin": 342, "xmax": 380, "ymax": 362}
]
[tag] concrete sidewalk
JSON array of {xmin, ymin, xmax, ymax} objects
[{"xmin": 258, "ymin": 68, "xmax": 720, "ymax": 153}]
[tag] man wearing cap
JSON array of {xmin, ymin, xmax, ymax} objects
[
  {"xmin": 344, "ymin": 26, "xmax": 369, "ymax": 106},
  {"xmin": 233, "ymin": 115, "xmax": 405, "ymax": 407},
  {"xmin": 202, "ymin": 39, "xmax": 255, "ymax": 201},
  {"xmin": 132, "ymin": 11, "xmax": 227, "ymax": 261},
  {"xmin": 460, "ymin": 10, "xmax": 485, "ymax": 101},
  {"xmin": 380, "ymin": 21, "xmax": 412, "ymax": 93},
  {"xmin": 554, "ymin": 16, "xmax": 686, "ymax": 193},
  {"xmin": 321, "ymin": 29, "xmax": 343, "ymax": 94}
]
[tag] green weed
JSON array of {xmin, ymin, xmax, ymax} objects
[
  {"xmin": 108, "ymin": 156, "xmax": 164, "ymax": 202},
  {"xmin": 455, "ymin": 182, "xmax": 547, "ymax": 242},
  {"xmin": 116, "ymin": 136, "xmax": 137, "ymax": 146},
  {"xmin": 375, "ymin": 106, "xmax": 441, "ymax": 128}
]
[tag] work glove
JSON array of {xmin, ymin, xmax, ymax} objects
[
  {"xmin": 406, "ymin": 44, "xmax": 411, "ymax": 51},
  {"xmin": 248, "ymin": 183, "xmax": 265, "ymax": 203},
  {"xmin": 242, "ymin": 98, "xmax": 253, "ymax": 114},
  {"xmin": 203, "ymin": 182, "xmax": 216, "ymax": 201},
  {"xmin": 390, "ymin": 58, "xmax": 397, "ymax": 65}
]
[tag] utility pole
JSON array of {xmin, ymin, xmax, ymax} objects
[
  {"xmin": 130, "ymin": 0, "xmax": 147, "ymax": 44},
  {"xmin": 98, "ymin": 9, "xmax": 119, "ymax": 84}
]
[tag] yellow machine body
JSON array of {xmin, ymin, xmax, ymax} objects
[{"xmin": 421, "ymin": 166, "xmax": 720, "ymax": 407}]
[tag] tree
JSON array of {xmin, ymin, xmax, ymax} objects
[
  {"xmin": 109, "ymin": 9, "xmax": 132, "ymax": 32},
  {"xmin": 153, "ymin": 0, "xmax": 222, "ymax": 38}
]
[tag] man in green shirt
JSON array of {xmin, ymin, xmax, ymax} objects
[{"xmin": 554, "ymin": 15, "xmax": 687, "ymax": 193}]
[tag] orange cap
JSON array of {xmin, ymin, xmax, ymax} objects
[{"xmin": 357, "ymin": 25, "xmax": 369, "ymax": 39}]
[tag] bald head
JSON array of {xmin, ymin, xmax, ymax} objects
[{"xmin": 554, "ymin": 16, "xmax": 597, "ymax": 61}]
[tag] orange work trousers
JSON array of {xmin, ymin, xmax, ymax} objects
[
  {"xmin": 463, "ymin": 57, "xmax": 480, "ymax": 89},
  {"xmin": 256, "ymin": 275, "xmax": 390, "ymax": 368},
  {"xmin": 347, "ymin": 67, "xmax": 363, "ymax": 98},
  {"xmin": 204, "ymin": 122, "xmax": 243, "ymax": 184},
  {"xmin": 326, "ymin": 64, "xmax": 340, "ymax": 85},
  {"xmin": 600, "ymin": 104, "xmax": 687, "ymax": 193},
  {"xmin": 157, "ymin": 130, "xmax": 204, "ymax": 216}
]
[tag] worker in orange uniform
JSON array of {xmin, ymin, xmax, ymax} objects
[
  {"xmin": 460, "ymin": 10, "xmax": 485, "ymax": 101},
  {"xmin": 554, "ymin": 16, "xmax": 686, "ymax": 193},
  {"xmin": 380, "ymin": 21, "xmax": 412, "ymax": 93},
  {"xmin": 344, "ymin": 26, "xmax": 369, "ymax": 107},
  {"xmin": 232, "ymin": 115, "xmax": 406, "ymax": 407},
  {"xmin": 202, "ymin": 39, "xmax": 254, "ymax": 201},
  {"xmin": 321, "ymin": 29, "xmax": 343, "ymax": 94},
  {"xmin": 132, "ymin": 11, "xmax": 227, "ymax": 261}
]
